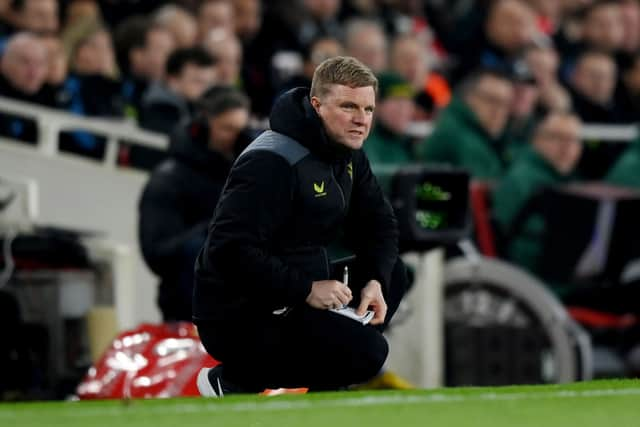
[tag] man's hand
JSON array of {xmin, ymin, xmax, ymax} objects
[
  {"xmin": 306, "ymin": 280, "xmax": 352, "ymax": 310},
  {"xmin": 357, "ymin": 280, "xmax": 387, "ymax": 325}
]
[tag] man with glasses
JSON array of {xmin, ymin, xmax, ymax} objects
[
  {"xmin": 417, "ymin": 67, "xmax": 514, "ymax": 180},
  {"xmin": 493, "ymin": 111, "xmax": 583, "ymax": 291}
]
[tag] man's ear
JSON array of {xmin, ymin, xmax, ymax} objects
[{"xmin": 310, "ymin": 96, "xmax": 321, "ymax": 113}]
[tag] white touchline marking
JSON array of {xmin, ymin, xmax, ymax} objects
[{"xmin": 3, "ymin": 387, "xmax": 640, "ymax": 419}]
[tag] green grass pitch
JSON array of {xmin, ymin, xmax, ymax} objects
[{"xmin": 3, "ymin": 379, "xmax": 639, "ymax": 427}]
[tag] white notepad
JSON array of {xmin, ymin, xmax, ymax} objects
[{"xmin": 330, "ymin": 306, "xmax": 375, "ymax": 325}]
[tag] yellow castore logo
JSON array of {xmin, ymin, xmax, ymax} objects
[
  {"xmin": 347, "ymin": 162, "xmax": 353, "ymax": 180},
  {"xmin": 313, "ymin": 181, "xmax": 327, "ymax": 197}
]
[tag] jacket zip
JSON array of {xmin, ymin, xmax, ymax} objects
[{"xmin": 331, "ymin": 165, "xmax": 346, "ymax": 212}]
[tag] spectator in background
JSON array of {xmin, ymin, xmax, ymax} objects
[
  {"xmin": 114, "ymin": 16, "xmax": 176, "ymax": 119},
  {"xmin": 197, "ymin": 0, "xmax": 234, "ymax": 42},
  {"xmin": 343, "ymin": 18, "xmax": 387, "ymax": 73},
  {"xmin": 483, "ymin": 0, "xmax": 538, "ymax": 62},
  {"xmin": 569, "ymin": 49, "xmax": 622, "ymax": 123},
  {"xmin": 616, "ymin": 52, "xmax": 640, "ymax": 121},
  {"xmin": 0, "ymin": 32, "xmax": 53, "ymax": 142},
  {"xmin": 233, "ymin": 0, "xmax": 261, "ymax": 43},
  {"xmin": 492, "ymin": 111, "xmax": 582, "ymax": 296},
  {"xmin": 65, "ymin": 0, "xmax": 101, "ymax": 27},
  {"xmin": 41, "ymin": 34, "xmax": 68, "ymax": 87},
  {"xmin": 139, "ymin": 46, "xmax": 217, "ymax": 135},
  {"xmin": 524, "ymin": 43, "xmax": 572, "ymax": 111},
  {"xmin": 233, "ymin": 0, "xmax": 273, "ymax": 117},
  {"xmin": 7, "ymin": 0, "xmax": 59, "ymax": 35},
  {"xmin": 153, "ymin": 4, "xmax": 198, "ymax": 48},
  {"xmin": 62, "ymin": 18, "xmax": 122, "ymax": 116},
  {"xmin": 278, "ymin": 35, "xmax": 343, "ymax": 94},
  {"xmin": 389, "ymin": 33, "xmax": 451, "ymax": 120},
  {"xmin": 57, "ymin": 18, "xmax": 123, "ymax": 157},
  {"xmin": 501, "ymin": 60, "xmax": 541, "ymax": 166},
  {"xmin": 453, "ymin": 0, "xmax": 538, "ymax": 83},
  {"xmin": 620, "ymin": 0, "xmax": 640, "ymax": 54},
  {"xmin": 417, "ymin": 68, "xmax": 514, "ymax": 180},
  {"xmin": 606, "ymin": 137, "xmax": 640, "ymax": 188},
  {"xmin": 296, "ymin": 0, "xmax": 343, "ymax": 48},
  {"xmin": 579, "ymin": 0, "xmax": 624, "ymax": 54},
  {"xmin": 364, "ymin": 72, "xmax": 415, "ymax": 191},
  {"xmin": 263, "ymin": 0, "xmax": 343, "ymax": 52},
  {"xmin": 139, "ymin": 86, "xmax": 250, "ymax": 321},
  {"xmin": 0, "ymin": 33, "xmax": 50, "ymax": 99},
  {"xmin": 203, "ymin": 29, "xmax": 242, "ymax": 86}
]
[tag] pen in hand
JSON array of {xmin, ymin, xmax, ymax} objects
[{"xmin": 341, "ymin": 266, "xmax": 349, "ymax": 308}]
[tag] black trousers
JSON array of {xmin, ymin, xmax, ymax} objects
[{"xmin": 196, "ymin": 257, "xmax": 409, "ymax": 392}]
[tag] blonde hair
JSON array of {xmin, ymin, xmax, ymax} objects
[{"xmin": 310, "ymin": 56, "xmax": 377, "ymax": 98}]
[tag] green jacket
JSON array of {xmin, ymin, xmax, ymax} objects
[
  {"xmin": 605, "ymin": 140, "xmax": 640, "ymax": 188},
  {"xmin": 492, "ymin": 147, "xmax": 573, "ymax": 295},
  {"xmin": 364, "ymin": 123, "xmax": 415, "ymax": 193},
  {"xmin": 417, "ymin": 96, "xmax": 504, "ymax": 180},
  {"xmin": 501, "ymin": 116, "xmax": 538, "ymax": 168}
]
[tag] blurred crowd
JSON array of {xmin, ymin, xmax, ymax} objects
[
  {"xmin": 2, "ymin": 0, "xmax": 640, "ymax": 315},
  {"xmin": 0, "ymin": 1, "xmax": 638, "ymax": 160}
]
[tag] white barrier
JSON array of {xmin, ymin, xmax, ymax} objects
[
  {"xmin": 0, "ymin": 96, "xmax": 168, "ymax": 168},
  {"xmin": 0, "ymin": 97, "xmax": 170, "ymax": 327}
]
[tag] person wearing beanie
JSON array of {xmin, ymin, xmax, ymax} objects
[{"xmin": 363, "ymin": 71, "xmax": 417, "ymax": 192}]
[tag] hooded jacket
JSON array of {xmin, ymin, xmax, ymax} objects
[
  {"xmin": 417, "ymin": 96, "xmax": 505, "ymax": 180},
  {"xmin": 193, "ymin": 87, "xmax": 399, "ymax": 322},
  {"xmin": 139, "ymin": 119, "xmax": 235, "ymax": 320}
]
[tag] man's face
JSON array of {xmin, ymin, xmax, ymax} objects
[
  {"xmin": 73, "ymin": 30, "xmax": 116, "ymax": 76},
  {"xmin": 390, "ymin": 38, "xmax": 427, "ymax": 88},
  {"xmin": 572, "ymin": 54, "xmax": 617, "ymax": 105},
  {"xmin": 1, "ymin": 38, "xmax": 48, "ymax": 94},
  {"xmin": 138, "ymin": 28, "xmax": 175, "ymax": 80},
  {"xmin": 199, "ymin": 0, "xmax": 235, "ymax": 39},
  {"xmin": 486, "ymin": 0, "xmax": 536, "ymax": 53},
  {"xmin": 584, "ymin": 5, "xmax": 624, "ymax": 52},
  {"xmin": 621, "ymin": 0, "xmax": 640, "ymax": 52},
  {"xmin": 205, "ymin": 33, "xmax": 242, "ymax": 85},
  {"xmin": 466, "ymin": 76, "xmax": 514, "ymax": 138},
  {"xmin": 18, "ymin": 0, "xmax": 59, "ymax": 34},
  {"xmin": 170, "ymin": 64, "xmax": 217, "ymax": 101},
  {"xmin": 41, "ymin": 35, "xmax": 68, "ymax": 85},
  {"xmin": 311, "ymin": 84, "xmax": 376, "ymax": 150},
  {"xmin": 525, "ymin": 47, "xmax": 559, "ymax": 86},
  {"xmin": 347, "ymin": 27, "xmax": 387, "ymax": 73},
  {"xmin": 168, "ymin": 11, "xmax": 198, "ymax": 48},
  {"xmin": 376, "ymin": 97, "xmax": 415, "ymax": 135},
  {"xmin": 208, "ymin": 107, "xmax": 249, "ymax": 155},
  {"xmin": 534, "ymin": 115, "xmax": 582, "ymax": 175},
  {"xmin": 511, "ymin": 82, "xmax": 539, "ymax": 119},
  {"xmin": 234, "ymin": 0, "xmax": 261, "ymax": 41}
]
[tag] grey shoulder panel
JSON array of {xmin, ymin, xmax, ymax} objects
[{"xmin": 239, "ymin": 130, "xmax": 309, "ymax": 165}]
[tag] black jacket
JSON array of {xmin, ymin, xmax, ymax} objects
[
  {"xmin": 193, "ymin": 87, "xmax": 399, "ymax": 322},
  {"xmin": 0, "ymin": 74, "xmax": 56, "ymax": 143},
  {"xmin": 139, "ymin": 119, "xmax": 234, "ymax": 320}
]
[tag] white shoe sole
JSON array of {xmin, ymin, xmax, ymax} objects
[{"xmin": 196, "ymin": 367, "xmax": 222, "ymax": 397}]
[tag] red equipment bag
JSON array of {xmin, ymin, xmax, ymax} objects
[{"xmin": 76, "ymin": 322, "xmax": 219, "ymax": 399}]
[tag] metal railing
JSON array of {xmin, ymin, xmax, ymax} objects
[{"xmin": 0, "ymin": 96, "xmax": 169, "ymax": 169}]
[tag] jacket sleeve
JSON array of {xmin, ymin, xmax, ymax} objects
[
  {"xmin": 203, "ymin": 150, "xmax": 313, "ymax": 307},
  {"xmin": 138, "ymin": 172, "xmax": 208, "ymax": 277},
  {"xmin": 345, "ymin": 150, "xmax": 399, "ymax": 294}
]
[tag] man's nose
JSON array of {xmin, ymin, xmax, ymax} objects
[{"xmin": 352, "ymin": 109, "xmax": 366, "ymax": 124}]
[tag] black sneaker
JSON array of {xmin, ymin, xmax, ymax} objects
[
  {"xmin": 197, "ymin": 365, "xmax": 246, "ymax": 397},
  {"xmin": 197, "ymin": 365, "xmax": 225, "ymax": 397}
]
